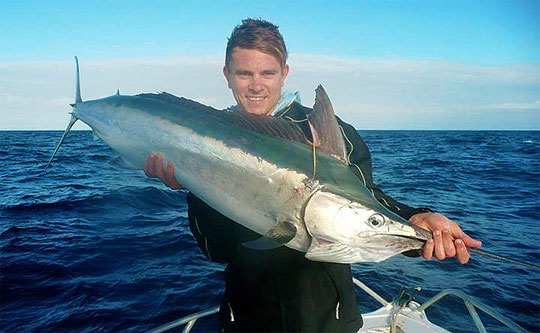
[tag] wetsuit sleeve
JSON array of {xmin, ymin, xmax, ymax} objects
[{"xmin": 336, "ymin": 117, "xmax": 431, "ymax": 220}]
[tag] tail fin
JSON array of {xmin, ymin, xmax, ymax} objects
[
  {"xmin": 43, "ymin": 57, "xmax": 81, "ymax": 171},
  {"xmin": 43, "ymin": 115, "xmax": 78, "ymax": 171},
  {"xmin": 74, "ymin": 56, "xmax": 82, "ymax": 104}
]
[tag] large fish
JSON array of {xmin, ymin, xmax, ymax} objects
[{"xmin": 46, "ymin": 57, "xmax": 539, "ymax": 268}]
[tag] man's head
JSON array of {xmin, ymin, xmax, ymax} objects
[
  {"xmin": 225, "ymin": 18, "xmax": 288, "ymax": 69},
  {"xmin": 223, "ymin": 18, "xmax": 289, "ymax": 116}
]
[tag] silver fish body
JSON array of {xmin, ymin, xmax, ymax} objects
[
  {"xmin": 74, "ymin": 94, "xmax": 318, "ymax": 251},
  {"xmin": 46, "ymin": 58, "xmax": 540, "ymax": 270},
  {"xmin": 64, "ymin": 89, "xmax": 428, "ymax": 264},
  {"xmin": 45, "ymin": 57, "xmax": 432, "ymax": 264}
]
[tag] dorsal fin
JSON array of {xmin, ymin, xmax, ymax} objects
[
  {"xmin": 231, "ymin": 111, "xmax": 308, "ymax": 144},
  {"xmin": 137, "ymin": 92, "xmax": 308, "ymax": 144},
  {"xmin": 136, "ymin": 92, "xmax": 219, "ymax": 113},
  {"xmin": 308, "ymin": 85, "xmax": 347, "ymax": 162}
]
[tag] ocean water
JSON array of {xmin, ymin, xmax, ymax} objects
[{"xmin": 1, "ymin": 130, "xmax": 539, "ymax": 332}]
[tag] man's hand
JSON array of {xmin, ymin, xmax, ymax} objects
[
  {"xmin": 143, "ymin": 153, "xmax": 183, "ymax": 190},
  {"xmin": 409, "ymin": 212, "xmax": 482, "ymax": 264}
]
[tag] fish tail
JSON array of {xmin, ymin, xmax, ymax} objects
[
  {"xmin": 43, "ymin": 115, "xmax": 78, "ymax": 171},
  {"xmin": 43, "ymin": 57, "xmax": 82, "ymax": 171},
  {"xmin": 74, "ymin": 56, "xmax": 82, "ymax": 104}
]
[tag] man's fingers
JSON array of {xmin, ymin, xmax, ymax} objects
[
  {"xmin": 433, "ymin": 230, "xmax": 446, "ymax": 260},
  {"xmin": 166, "ymin": 162, "xmax": 182, "ymax": 189},
  {"xmin": 410, "ymin": 212, "xmax": 482, "ymax": 264},
  {"xmin": 143, "ymin": 153, "xmax": 182, "ymax": 189},
  {"xmin": 154, "ymin": 154, "xmax": 165, "ymax": 179},
  {"xmin": 422, "ymin": 239, "xmax": 434, "ymax": 260},
  {"xmin": 145, "ymin": 153, "xmax": 161, "ymax": 178},
  {"xmin": 442, "ymin": 230, "xmax": 456, "ymax": 257},
  {"xmin": 451, "ymin": 225, "xmax": 482, "ymax": 248},
  {"xmin": 455, "ymin": 239, "xmax": 470, "ymax": 264},
  {"xmin": 166, "ymin": 162, "xmax": 175, "ymax": 183},
  {"xmin": 460, "ymin": 233, "xmax": 482, "ymax": 248},
  {"xmin": 143, "ymin": 153, "xmax": 153, "ymax": 177}
]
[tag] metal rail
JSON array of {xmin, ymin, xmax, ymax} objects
[
  {"xmin": 147, "ymin": 306, "xmax": 219, "ymax": 333},
  {"xmin": 416, "ymin": 289, "xmax": 528, "ymax": 333},
  {"xmin": 352, "ymin": 277, "xmax": 389, "ymax": 306}
]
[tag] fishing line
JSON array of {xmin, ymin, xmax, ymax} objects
[
  {"xmin": 468, "ymin": 248, "xmax": 540, "ymax": 271},
  {"xmin": 311, "ymin": 141, "xmax": 317, "ymax": 179}
]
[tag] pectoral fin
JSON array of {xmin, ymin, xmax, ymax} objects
[{"xmin": 242, "ymin": 221, "xmax": 297, "ymax": 250}]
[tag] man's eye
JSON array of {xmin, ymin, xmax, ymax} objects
[{"xmin": 263, "ymin": 72, "xmax": 276, "ymax": 78}]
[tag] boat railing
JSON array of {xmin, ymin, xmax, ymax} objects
[
  {"xmin": 415, "ymin": 289, "xmax": 528, "ymax": 333},
  {"xmin": 148, "ymin": 306, "xmax": 219, "ymax": 333},
  {"xmin": 148, "ymin": 277, "xmax": 529, "ymax": 333},
  {"xmin": 351, "ymin": 277, "xmax": 528, "ymax": 333},
  {"xmin": 352, "ymin": 277, "xmax": 389, "ymax": 306}
]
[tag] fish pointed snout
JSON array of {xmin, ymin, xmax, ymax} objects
[
  {"xmin": 409, "ymin": 222, "xmax": 433, "ymax": 241},
  {"xmin": 383, "ymin": 217, "xmax": 433, "ymax": 243}
]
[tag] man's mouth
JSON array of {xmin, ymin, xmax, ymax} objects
[{"xmin": 247, "ymin": 95, "xmax": 266, "ymax": 102}]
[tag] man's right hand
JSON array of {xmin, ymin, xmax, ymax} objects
[{"xmin": 143, "ymin": 152, "xmax": 183, "ymax": 189}]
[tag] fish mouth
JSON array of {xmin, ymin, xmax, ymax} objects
[
  {"xmin": 306, "ymin": 236, "xmax": 423, "ymax": 263},
  {"xmin": 305, "ymin": 227, "xmax": 431, "ymax": 264},
  {"xmin": 352, "ymin": 221, "xmax": 432, "ymax": 245},
  {"xmin": 314, "ymin": 231, "xmax": 428, "ymax": 248}
]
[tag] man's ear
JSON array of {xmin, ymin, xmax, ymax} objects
[
  {"xmin": 223, "ymin": 66, "xmax": 232, "ymax": 89},
  {"xmin": 281, "ymin": 64, "xmax": 289, "ymax": 87}
]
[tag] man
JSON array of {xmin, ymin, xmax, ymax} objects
[{"xmin": 145, "ymin": 19, "xmax": 482, "ymax": 332}]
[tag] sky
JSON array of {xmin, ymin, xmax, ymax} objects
[{"xmin": 0, "ymin": 0, "xmax": 539, "ymax": 130}]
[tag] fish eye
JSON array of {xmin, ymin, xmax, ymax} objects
[{"xmin": 368, "ymin": 214, "xmax": 385, "ymax": 228}]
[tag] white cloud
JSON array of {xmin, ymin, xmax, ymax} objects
[
  {"xmin": 0, "ymin": 55, "xmax": 539, "ymax": 130},
  {"xmin": 485, "ymin": 102, "xmax": 540, "ymax": 110},
  {"xmin": 0, "ymin": 93, "xmax": 25, "ymax": 106},
  {"xmin": 286, "ymin": 54, "xmax": 540, "ymax": 129},
  {"xmin": 0, "ymin": 56, "xmax": 233, "ymax": 130}
]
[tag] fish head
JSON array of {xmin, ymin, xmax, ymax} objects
[{"xmin": 303, "ymin": 189, "xmax": 431, "ymax": 263}]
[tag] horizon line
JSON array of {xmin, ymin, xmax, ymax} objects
[{"xmin": 2, "ymin": 128, "xmax": 539, "ymax": 132}]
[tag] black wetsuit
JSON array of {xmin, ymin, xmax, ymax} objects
[{"xmin": 188, "ymin": 102, "xmax": 425, "ymax": 332}]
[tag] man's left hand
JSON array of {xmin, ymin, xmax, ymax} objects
[{"xmin": 409, "ymin": 212, "xmax": 482, "ymax": 264}]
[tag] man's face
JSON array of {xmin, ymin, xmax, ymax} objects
[{"xmin": 223, "ymin": 48, "xmax": 289, "ymax": 116}]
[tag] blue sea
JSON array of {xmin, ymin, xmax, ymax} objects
[{"xmin": 1, "ymin": 130, "xmax": 539, "ymax": 332}]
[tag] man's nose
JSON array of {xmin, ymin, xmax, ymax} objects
[{"xmin": 249, "ymin": 75, "xmax": 263, "ymax": 92}]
